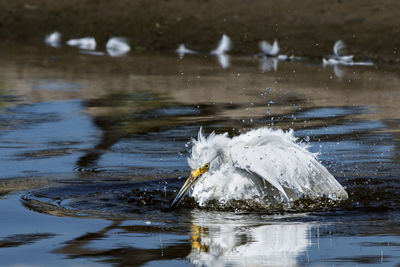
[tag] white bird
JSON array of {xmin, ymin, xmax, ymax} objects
[
  {"xmin": 66, "ymin": 37, "xmax": 96, "ymax": 50},
  {"xmin": 259, "ymin": 39, "xmax": 280, "ymax": 56},
  {"xmin": 45, "ymin": 31, "xmax": 62, "ymax": 48},
  {"xmin": 171, "ymin": 127, "xmax": 348, "ymax": 207},
  {"xmin": 176, "ymin": 44, "xmax": 198, "ymax": 57},
  {"xmin": 106, "ymin": 37, "xmax": 131, "ymax": 57},
  {"xmin": 323, "ymin": 40, "xmax": 373, "ymax": 66},
  {"xmin": 210, "ymin": 34, "xmax": 232, "ymax": 55}
]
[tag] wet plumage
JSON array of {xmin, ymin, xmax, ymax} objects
[{"xmin": 172, "ymin": 127, "xmax": 348, "ymax": 207}]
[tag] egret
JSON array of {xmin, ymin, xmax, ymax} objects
[
  {"xmin": 323, "ymin": 40, "xmax": 373, "ymax": 66},
  {"xmin": 66, "ymin": 37, "xmax": 96, "ymax": 50},
  {"xmin": 106, "ymin": 37, "xmax": 130, "ymax": 57},
  {"xmin": 210, "ymin": 34, "xmax": 232, "ymax": 55},
  {"xmin": 171, "ymin": 127, "xmax": 348, "ymax": 207},
  {"xmin": 259, "ymin": 39, "xmax": 280, "ymax": 57},
  {"xmin": 176, "ymin": 44, "xmax": 198, "ymax": 57},
  {"xmin": 45, "ymin": 31, "xmax": 62, "ymax": 48}
]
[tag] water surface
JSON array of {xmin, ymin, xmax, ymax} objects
[{"xmin": 1, "ymin": 43, "xmax": 400, "ymax": 266}]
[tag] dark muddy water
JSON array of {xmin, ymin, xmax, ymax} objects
[{"xmin": 1, "ymin": 43, "xmax": 400, "ymax": 266}]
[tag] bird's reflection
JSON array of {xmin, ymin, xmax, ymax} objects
[
  {"xmin": 188, "ymin": 211, "xmax": 312, "ymax": 267},
  {"xmin": 333, "ymin": 65, "xmax": 345, "ymax": 79},
  {"xmin": 259, "ymin": 56, "xmax": 279, "ymax": 72},
  {"xmin": 216, "ymin": 54, "xmax": 231, "ymax": 69},
  {"xmin": 52, "ymin": 214, "xmax": 313, "ymax": 267}
]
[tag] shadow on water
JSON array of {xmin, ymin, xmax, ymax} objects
[{"xmin": 1, "ymin": 44, "xmax": 400, "ymax": 266}]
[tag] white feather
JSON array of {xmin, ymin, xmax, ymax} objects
[{"xmin": 188, "ymin": 127, "xmax": 348, "ymax": 206}]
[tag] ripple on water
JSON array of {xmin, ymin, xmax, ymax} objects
[{"xmin": 20, "ymin": 177, "xmax": 354, "ymax": 221}]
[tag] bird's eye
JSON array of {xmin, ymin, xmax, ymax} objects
[{"xmin": 204, "ymin": 163, "xmax": 210, "ymax": 169}]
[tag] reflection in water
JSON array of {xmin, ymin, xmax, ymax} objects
[
  {"xmin": 188, "ymin": 212, "xmax": 311, "ymax": 266},
  {"xmin": 333, "ymin": 64, "xmax": 344, "ymax": 79},
  {"xmin": 259, "ymin": 56, "xmax": 278, "ymax": 72},
  {"xmin": 0, "ymin": 233, "xmax": 55, "ymax": 248},
  {"xmin": 215, "ymin": 54, "xmax": 230, "ymax": 69},
  {"xmin": 53, "ymin": 220, "xmax": 191, "ymax": 267}
]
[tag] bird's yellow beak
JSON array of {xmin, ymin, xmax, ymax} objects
[{"xmin": 171, "ymin": 163, "xmax": 210, "ymax": 207}]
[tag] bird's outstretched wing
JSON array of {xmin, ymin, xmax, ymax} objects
[
  {"xmin": 230, "ymin": 137, "xmax": 347, "ymax": 201},
  {"xmin": 259, "ymin": 40, "xmax": 280, "ymax": 56},
  {"xmin": 333, "ymin": 40, "xmax": 345, "ymax": 57},
  {"xmin": 210, "ymin": 34, "xmax": 232, "ymax": 55},
  {"xmin": 230, "ymin": 143, "xmax": 289, "ymax": 199}
]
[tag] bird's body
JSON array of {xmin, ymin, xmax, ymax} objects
[
  {"xmin": 210, "ymin": 34, "xmax": 232, "ymax": 55},
  {"xmin": 106, "ymin": 37, "xmax": 131, "ymax": 57},
  {"xmin": 45, "ymin": 31, "xmax": 62, "ymax": 48},
  {"xmin": 323, "ymin": 40, "xmax": 373, "ymax": 66},
  {"xmin": 172, "ymin": 127, "xmax": 348, "ymax": 207},
  {"xmin": 66, "ymin": 37, "xmax": 96, "ymax": 50},
  {"xmin": 176, "ymin": 44, "xmax": 198, "ymax": 57},
  {"xmin": 259, "ymin": 40, "xmax": 280, "ymax": 57}
]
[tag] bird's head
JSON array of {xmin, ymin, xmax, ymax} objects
[
  {"xmin": 170, "ymin": 162, "xmax": 210, "ymax": 207},
  {"xmin": 171, "ymin": 128, "xmax": 229, "ymax": 207}
]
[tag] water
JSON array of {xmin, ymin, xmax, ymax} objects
[{"xmin": 1, "ymin": 42, "xmax": 400, "ymax": 266}]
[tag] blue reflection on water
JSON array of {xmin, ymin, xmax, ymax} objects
[{"xmin": 0, "ymin": 100, "xmax": 98, "ymax": 178}]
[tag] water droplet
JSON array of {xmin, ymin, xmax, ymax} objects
[{"xmin": 269, "ymin": 100, "xmax": 275, "ymax": 104}]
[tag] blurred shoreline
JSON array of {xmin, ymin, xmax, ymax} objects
[{"xmin": 0, "ymin": 0, "xmax": 399, "ymax": 62}]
